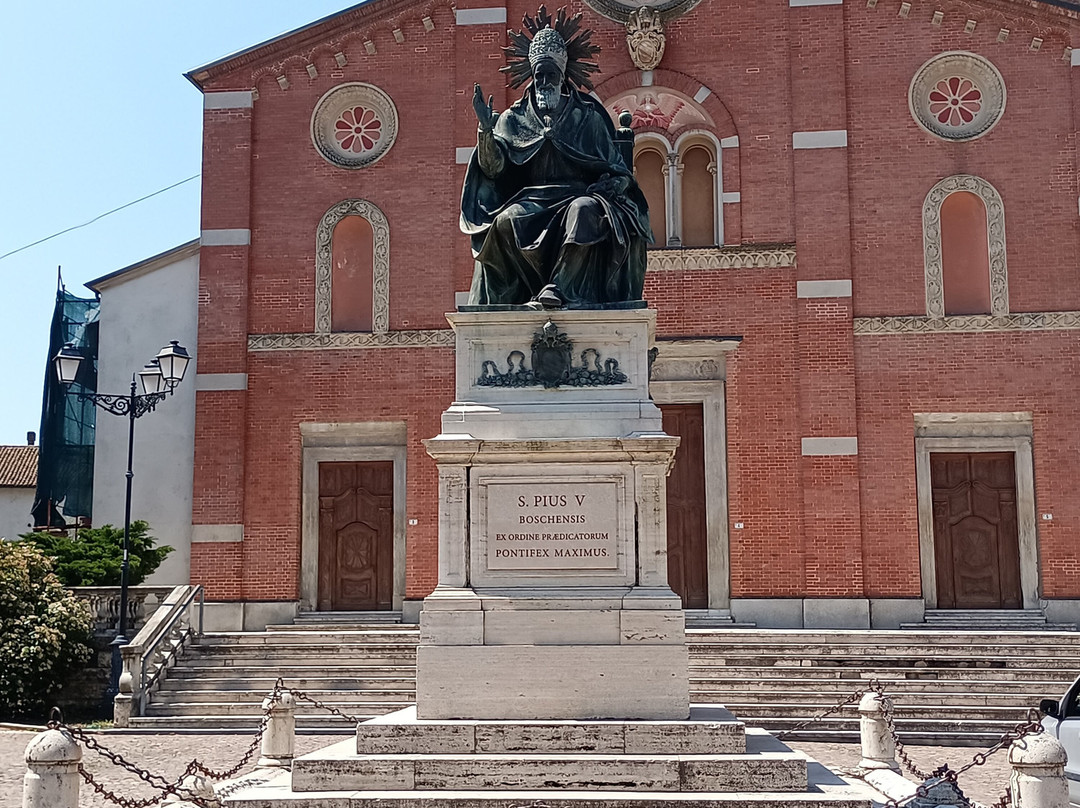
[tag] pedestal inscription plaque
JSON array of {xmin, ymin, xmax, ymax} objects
[{"xmin": 486, "ymin": 481, "xmax": 619, "ymax": 570}]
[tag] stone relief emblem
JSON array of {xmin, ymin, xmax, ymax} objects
[
  {"xmin": 625, "ymin": 7, "xmax": 665, "ymax": 71},
  {"xmin": 477, "ymin": 320, "xmax": 629, "ymax": 389}
]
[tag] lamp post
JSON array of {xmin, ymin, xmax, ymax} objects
[{"xmin": 53, "ymin": 339, "xmax": 191, "ymax": 703}]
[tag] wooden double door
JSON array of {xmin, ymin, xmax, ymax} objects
[
  {"xmin": 661, "ymin": 404, "xmax": 710, "ymax": 609},
  {"xmin": 317, "ymin": 461, "xmax": 394, "ymax": 611},
  {"xmin": 931, "ymin": 452, "xmax": 1021, "ymax": 610}
]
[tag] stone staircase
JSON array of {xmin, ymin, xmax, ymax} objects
[
  {"xmin": 133, "ymin": 619, "xmax": 1080, "ymax": 744},
  {"xmin": 901, "ymin": 609, "xmax": 1077, "ymax": 631}
]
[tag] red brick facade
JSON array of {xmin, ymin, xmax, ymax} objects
[{"xmin": 186, "ymin": 0, "xmax": 1080, "ymax": 626}]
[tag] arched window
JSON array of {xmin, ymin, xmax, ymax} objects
[
  {"xmin": 634, "ymin": 147, "xmax": 668, "ymax": 247},
  {"xmin": 679, "ymin": 145, "xmax": 716, "ymax": 248},
  {"xmin": 923, "ymin": 175, "xmax": 1007, "ymax": 318},
  {"xmin": 940, "ymin": 192, "xmax": 990, "ymax": 315},
  {"xmin": 331, "ymin": 216, "xmax": 375, "ymax": 332},
  {"xmin": 315, "ymin": 199, "xmax": 390, "ymax": 334}
]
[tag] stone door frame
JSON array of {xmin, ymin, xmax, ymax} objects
[
  {"xmin": 650, "ymin": 338, "xmax": 739, "ymax": 610},
  {"xmin": 300, "ymin": 422, "xmax": 407, "ymax": 612},
  {"xmin": 914, "ymin": 412, "xmax": 1038, "ymax": 610}
]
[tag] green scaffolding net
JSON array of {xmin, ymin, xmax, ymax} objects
[{"xmin": 31, "ymin": 287, "xmax": 100, "ymax": 529}]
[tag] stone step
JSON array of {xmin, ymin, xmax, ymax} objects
[
  {"xmin": 158, "ymin": 677, "xmax": 417, "ymax": 691},
  {"xmin": 152, "ymin": 688, "xmax": 416, "ymax": 705},
  {"xmin": 691, "ymin": 688, "xmax": 1051, "ymax": 706},
  {"xmin": 144, "ymin": 700, "xmax": 410, "ymax": 717},
  {"xmin": 729, "ymin": 701, "xmax": 1030, "ymax": 720},
  {"xmin": 686, "ymin": 629, "xmax": 1080, "ymax": 644},
  {"xmin": 687, "ymin": 642, "xmax": 1080, "ymax": 658},
  {"xmin": 290, "ymin": 745, "xmax": 808, "ymax": 793},
  {"xmin": 689, "ymin": 675, "xmax": 1067, "ymax": 692},
  {"xmin": 204, "ymin": 631, "xmax": 419, "ymax": 644},
  {"xmin": 167, "ymin": 665, "xmax": 416, "ymax": 678},
  {"xmin": 902, "ymin": 622, "xmax": 1077, "ymax": 632},
  {"xmin": 353, "ymin": 706, "xmax": 746, "ymax": 756},
  {"xmin": 190, "ymin": 642, "xmax": 419, "ymax": 655},
  {"xmin": 129, "ymin": 714, "xmax": 362, "ymax": 730},
  {"xmin": 180, "ymin": 650, "xmax": 417, "ymax": 665},
  {"xmin": 291, "ymin": 612, "xmax": 404, "ymax": 624},
  {"xmin": 744, "ymin": 714, "xmax": 1019, "ymax": 739},
  {"xmin": 686, "ymin": 664, "xmax": 1073, "ymax": 680}
]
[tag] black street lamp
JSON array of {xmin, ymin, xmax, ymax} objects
[{"xmin": 53, "ymin": 339, "xmax": 191, "ymax": 704}]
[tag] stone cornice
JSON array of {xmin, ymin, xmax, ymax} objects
[
  {"xmin": 249, "ymin": 330, "xmax": 454, "ymax": 351},
  {"xmin": 647, "ymin": 245, "xmax": 796, "ymax": 271},
  {"xmin": 853, "ymin": 311, "xmax": 1080, "ymax": 335}
]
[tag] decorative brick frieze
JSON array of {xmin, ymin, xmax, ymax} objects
[
  {"xmin": 647, "ymin": 245, "xmax": 796, "ymax": 271},
  {"xmin": 249, "ymin": 330, "xmax": 455, "ymax": 351},
  {"xmin": 853, "ymin": 312, "xmax": 1080, "ymax": 335}
]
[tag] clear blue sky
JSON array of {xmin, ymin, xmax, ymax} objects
[{"xmin": 0, "ymin": 2, "xmax": 353, "ymax": 445}]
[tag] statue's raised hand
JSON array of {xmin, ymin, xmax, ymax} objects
[{"xmin": 472, "ymin": 84, "xmax": 497, "ymax": 133}]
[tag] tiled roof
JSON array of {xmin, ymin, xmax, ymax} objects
[{"xmin": 0, "ymin": 445, "xmax": 38, "ymax": 488}]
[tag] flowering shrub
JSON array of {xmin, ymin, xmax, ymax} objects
[{"xmin": 0, "ymin": 541, "xmax": 93, "ymax": 718}]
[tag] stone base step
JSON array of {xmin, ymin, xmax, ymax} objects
[
  {"xmin": 291, "ymin": 750, "xmax": 808, "ymax": 793},
  {"xmin": 354, "ymin": 706, "xmax": 745, "ymax": 755},
  {"xmin": 727, "ymin": 702, "xmax": 1030, "ymax": 720},
  {"xmin": 688, "ymin": 643, "xmax": 1080, "ymax": 658},
  {"xmin": 223, "ymin": 784, "xmax": 871, "ymax": 808}
]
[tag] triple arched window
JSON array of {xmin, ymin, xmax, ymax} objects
[
  {"xmin": 922, "ymin": 175, "xmax": 1008, "ymax": 317},
  {"xmin": 633, "ymin": 132, "xmax": 723, "ymax": 248}
]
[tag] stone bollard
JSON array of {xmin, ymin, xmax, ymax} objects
[
  {"xmin": 1009, "ymin": 733, "xmax": 1068, "ymax": 808},
  {"xmin": 257, "ymin": 689, "xmax": 296, "ymax": 767},
  {"xmin": 23, "ymin": 728, "xmax": 82, "ymax": 808},
  {"xmin": 113, "ymin": 651, "xmax": 136, "ymax": 728},
  {"xmin": 859, "ymin": 691, "xmax": 899, "ymax": 771}
]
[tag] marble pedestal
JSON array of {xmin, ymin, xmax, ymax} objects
[{"xmin": 419, "ymin": 309, "xmax": 688, "ymax": 720}]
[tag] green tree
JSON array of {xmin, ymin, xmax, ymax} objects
[
  {"xmin": 19, "ymin": 521, "xmax": 173, "ymax": 587},
  {"xmin": 0, "ymin": 542, "xmax": 93, "ymax": 717}
]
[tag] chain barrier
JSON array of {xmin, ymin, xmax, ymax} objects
[
  {"xmin": 771, "ymin": 679, "xmax": 1047, "ymax": 808},
  {"xmin": 287, "ymin": 685, "xmax": 365, "ymax": 726},
  {"xmin": 45, "ymin": 677, "xmax": 1049, "ymax": 808},
  {"xmin": 774, "ymin": 685, "xmax": 867, "ymax": 741},
  {"xmin": 44, "ymin": 677, "xmax": 299, "ymax": 808}
]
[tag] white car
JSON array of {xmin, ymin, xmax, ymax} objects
[{"xmin": 1040, "ymin": 679, "xmax": 1080, "ymax": 804}]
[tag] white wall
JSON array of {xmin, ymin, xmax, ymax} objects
[
  {"xmin": 0, "ymin": 487, "xmax": 35, "ymax": 540},
  {"xmin": 90, "ymin": 250, "xmax": 198, "ymax": 585}
]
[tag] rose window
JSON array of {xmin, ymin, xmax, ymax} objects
[
  {"xmin": 909, "ymin": 52, "xmax": 1005, "ymax": 142},
  {"xmin": 334, "ymin": 107, "xmax": 383, "ymax": 153},
  {"xmin": 928, "ymin": 77, "xmax": 982, "ymax": 127},
  {"xmin": 311, "ymin": 83, "xmax": 399, "ymax": 169}
]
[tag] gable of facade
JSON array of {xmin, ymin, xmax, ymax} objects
[{"xmin": 172, "ymin": 0, "xmax": 1080, "ymax": 629}]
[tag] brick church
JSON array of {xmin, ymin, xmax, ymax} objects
[{"xmin": 170, "ymin": 0, "xmax": 1080, "ymax": 629}]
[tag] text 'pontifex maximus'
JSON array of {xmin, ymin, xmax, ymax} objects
[{"xmin": 486, "ymin": 481, "xmax": 619, "ymax": 570}]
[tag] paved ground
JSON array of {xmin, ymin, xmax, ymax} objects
[{"xmin": 0, "ymin": 727, "xmax": 1013, "ymax": 807}]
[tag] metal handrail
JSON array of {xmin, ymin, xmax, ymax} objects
[{"xmin": 117, "ymin": 584, "xmax": 204, "ymax": 718}]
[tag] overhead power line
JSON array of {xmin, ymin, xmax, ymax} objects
[{"xmin": 0, "ymin": 174, "xmax": 201, "ymax": 262}]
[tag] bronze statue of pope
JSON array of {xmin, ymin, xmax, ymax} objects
[{"xmin": 460, "ymin": 17, "xmax": 651, "ymax": 309}]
